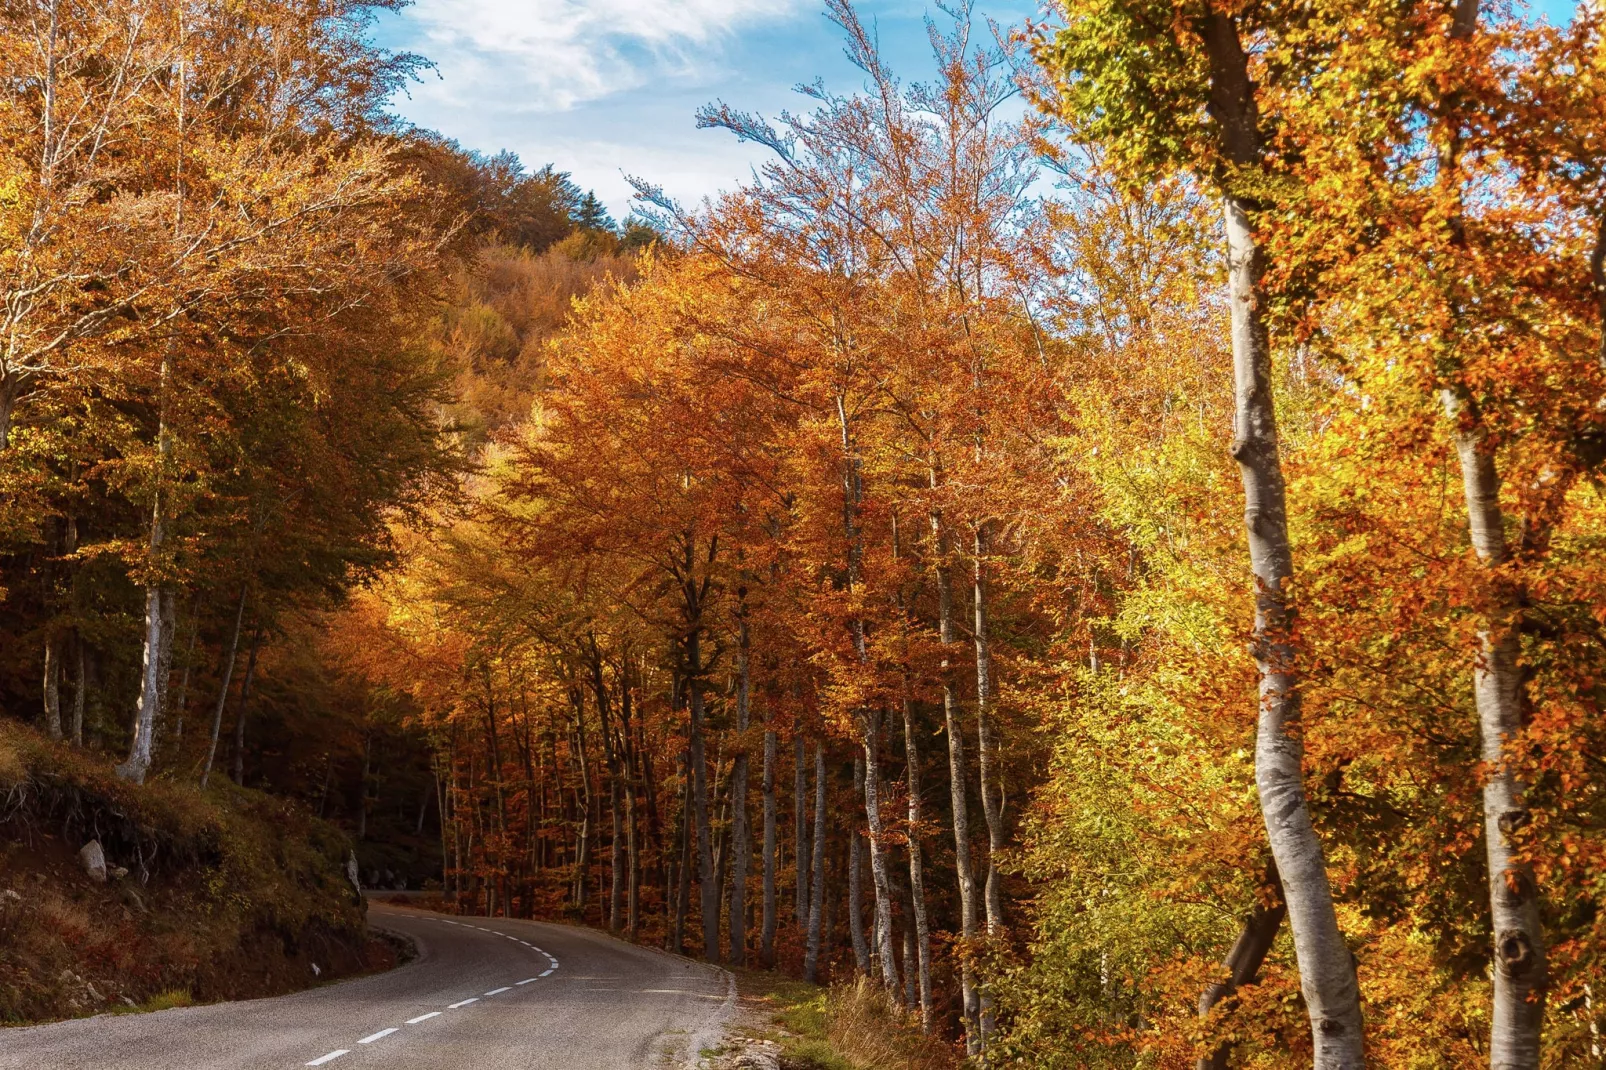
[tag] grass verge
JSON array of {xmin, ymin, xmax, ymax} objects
[{"xmin": 734, "ymin": 972, "xmax": 958, "ymax": 1070}]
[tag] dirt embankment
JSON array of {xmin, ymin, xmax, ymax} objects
[{"xmin": 0, "ymin": 722, "xmax": 395, "ymax": 1024}]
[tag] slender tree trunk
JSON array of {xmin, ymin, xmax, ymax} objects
[
  {"xmin": 1197, "ymin": 863, "xmax": 1287, "ymax": 1070},
  {"xmin": 973, "ymin": 528, "xmax": 1005, "ymax": 934},
  {"xmin": 626, "ymin": 780, "xmax": 640, "ymax": 939},
  {"xmin": 1197, "ymin": 17, "xmax": 1365, "ymax": 1064},
  {"xmin": 850, "ymin": 755, "xmax": 870, "ymax": 976},
  {"xmin": 43, "ymin": 635, "xmax": 62, "ymax": 740},
  {"xmin": 804, "ymin": 742, "xmax": 828, "ymax": 983},
  {"xmin": 730, "ymin": 607, "xmax": 753, "ymax": 965},
  {"xmin": 933, "ymin": 503, "xmax": 981, "ymax": 1052},
  {"xmin": 689, "ymin": 637, "xmax": 719, "ymax": 963},
  {"xmin": 200, "ymin": 586, "xmax": 247, "ymax": 788},
  {"xmin": 761, "ymin": 728, "xmax": 779, "ymax": 966},
  {"xmin": 902, "ymin": 689, "xmax": 933, "ymax": 1031},
  {"xmin": 118, "ymin": 348, "xmax": 175, "ymax": 785},
  {"xmin": 795, "ymin": 732, "xmax": 810, "ymax": 927},
  {"xmin": 1443, "ymin": 396, "xmax": 1547, "ymax": 1069},
  {"xmin": 154, "ymin": 588, "xmax": 176, "ymax": 753},
  {"xmin": 71, "ymin": 637, "xmax": 86, "ymax": 746},
  {"xmin": 861, "ymin": 715, "xmax": 902, "ymax": 1001},
  {"xmin": 231, "ymin": 632, "xmax": 260, "ymax": 787},
  {"xmin": 1222, "ymin": 185, "xmax": 1366, "ymax": 1067},
  {"xmin": 673, "ymin": 746, "xmax": 693, "ymax": 955}
]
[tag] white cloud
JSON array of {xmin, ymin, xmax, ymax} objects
[{"xmin": 399, "ymin": 0, "xmax": 805, "ymax": 111}]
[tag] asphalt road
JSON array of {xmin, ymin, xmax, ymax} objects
[{"xmin": 0, "ymin": 904, "xmax": 735, "ymax": 1070}]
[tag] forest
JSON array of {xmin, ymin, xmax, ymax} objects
[{"xmin": 2, "ymin": 0, "xmax": 1604, "ymax": 1068}]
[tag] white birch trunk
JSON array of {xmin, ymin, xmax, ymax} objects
[
  {"xmin": 1224, "ymin": 191, "xmax": 1365, "ymax": 1067},
  {"xmin": 1443, "ymin": 394, "xmax": 1546, "ymax": 1070},
  {"xmin": 933, "ymin": 502, "xmax": 981, "ymax": 1054},
  {"xmin": 973, "ymin": 526, "xmax": 1005, "ymax": 934},
  {"xmin": 902, "ymin": 691, "xmax": 934, "ymax": 1031}
]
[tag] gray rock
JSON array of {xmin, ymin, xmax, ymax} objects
[{"xmin": 78, "ymin": 840, "xmax": 107, "ymax": 883}]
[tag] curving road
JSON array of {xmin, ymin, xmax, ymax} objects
[{"xmin": 0, "ymin": 904, "xmax": 734, "ymax": 1070}]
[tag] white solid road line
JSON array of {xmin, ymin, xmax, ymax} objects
[
  {"xmin": 406, "ymin": 1011, "xmax": 442, "ymax": 1024},
  {"xmin": 448, "ymin": 997, "xmax": 479, "ymax": 1009},
  {"xmin": 485, "ymin": 987, "xmax": 511, "ymax": 996},
  {"xmin": 358, "ymin": 1028, "xmax": 398, "ymax": 1044},
  {"xmin": 306, "ymin": 1052, "xmax": 348, "ymax": 1067}
]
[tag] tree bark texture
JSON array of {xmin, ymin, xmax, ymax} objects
[
  {"xmin": 1222, "ymin": 190, "xmax": 1365, "ymax": 1068},
  {"xmin": 1444, "ymin": 395, "xmax": 1547, "ymax": 1070},
  {"xmin": 1201, "ymin": 11, "xmax": 1366, "ymax": 1065}
]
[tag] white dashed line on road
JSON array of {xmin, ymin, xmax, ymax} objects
[
  {"xmin": 306, "ymin": 1052, "xmax": 348, "ymax": 1067},
  {"xmin": 406, "ymin": 1011, "xmax": 442, "ymax": 1024},
  {"xmin": 516, "ymin": 977, "xmax": 538, "ymax": 985},
  {"xmin": 485, "ymin": 986, "xmax": 511, "ymax": 996},
  {"xmin": 448, "ymin": 997, "xmax": 479, "ymax": 1009},
  {"xmin": 358, "ymin": 1028, "xmax": 397, "ymax": 1044}
]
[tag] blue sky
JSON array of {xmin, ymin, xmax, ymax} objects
[{"xmin": 373, "ymin": 0, "xmax": 1581, "ymax": 223}]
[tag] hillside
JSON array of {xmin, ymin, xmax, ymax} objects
[{"xmin": 0, "ymin": 722, "xmax": 394, "ymax": 1024}]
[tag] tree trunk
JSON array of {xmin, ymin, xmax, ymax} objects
[
  {"xmin": 200, "ymin": 586, "xmax": 247, "ymax": 788},
  {"xmin": 1444, "ymin": 395, "xmax": 1547, "ymax": 1070},
  {"xmin": 231, "ymin": 632, "xmax": 260, "ymax": 787},
  {"xmin": 761, "ymin": 728, "xmax": 779, "ymax": 966},
  {"xmin": 0, "ymin": 372, "xmax": 16, "ymax": 453},
  {"xmin": 795, "ymin": 732, "xmax": 811, "ymax": 927},
  {"xmin": 609, "ymin": 779, "xmax": 624, "ymax": 931},
  {"xmin": 729, "ymin": 608, "xmax": 753, "ymax": 966},
  {"xmin": 154, "ymin": 588, "xmax": 176, "ymax": 753},
  {"xmin": 43, "ymin": 635, "xmax": 62, "ymax": 740},
  {"xmin": 862, "ymin": 715, "xmax": 902, "ymax": 1001},
  {"xmin": 689, "ymin": 634, "xmax": 719, "ymax": 963},
  {"xmin": 902, "ymin": 689, "xmax": 933, "ymax": 1031},
  {"xmin": 673, "ymin": 746, "xmax": 693, "ymax": 955},
  {"xmin": 118, "ymin": 348, "xmax": 174, "ymax": 785},
  {"xmin": 1223, "ymin": 188, "xmax": 1365, "ymax": 1068},
  {"xmin": 933, "ymin": 503, "xmax": 981, "ymax": 1052},
  {"xmin": 1197, "ymin": 862, "xmax": 1287, "ymax": 1070},
  {"xmin": 71, "ymin": 637, "xmax": 86, "ymax": 746},
  {"xmin": 973, "ymin": 527, "xmax": 1005, "ymax": 934},
  {"xmin": 1195, "ymin": 13, "xmax": 1367, "ymax": 1065},
  {"xmin": 804, "ymin": 742, "xmax": 828, "ymax": 983},
  {"xmin": 850, "ymin": 756, "xmax": 870, "ymax": 976}
]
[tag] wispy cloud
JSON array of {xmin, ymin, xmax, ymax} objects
[{"xmin": 397, "ymin": 0, "xmax": 806, "ymax": 111}]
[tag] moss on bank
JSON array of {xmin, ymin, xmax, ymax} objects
[{"xmin": 0, "ymin": 721, "xmax": 392, "ymax": 1024}]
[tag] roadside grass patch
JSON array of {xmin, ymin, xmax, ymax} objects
[{"xmin": 737, "ymin": 972, "xmax": 956, "ymax": 1070}]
